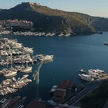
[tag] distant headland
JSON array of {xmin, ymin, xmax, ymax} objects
[{"xmin": 0, "ymin": 2, "xmax": 108, "ymax": 36}]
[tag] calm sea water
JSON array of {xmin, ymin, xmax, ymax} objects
[{"xmin": 0, "ymin": 32, "xmax": 108, "ymax": 100}]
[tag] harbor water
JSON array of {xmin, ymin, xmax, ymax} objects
[{"xmin": 0, "ymin": 32, "xmax": 108, "ymax": 100}]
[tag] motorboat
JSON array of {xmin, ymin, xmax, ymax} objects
[
  {"xmin": 21, "ymin": 66, "xmax": 32, "ymax": 73},
  {"xmin": 79, "ymin": 74, "xmax": 94, "ymax": 81},
  {"xmin": 4, "ymin": 68, "xmax": 17, "ymax": 78},
  {"xmin": 104, "ymin": 42, "xmax": 108, "ymax": 45},
  {"xmin": 80, "ymin": 69, "xmax": 85, "ymax": 73}
]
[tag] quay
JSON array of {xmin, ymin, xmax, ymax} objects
[
  {"xmin": 0, "ymin": 95, "xmax": 25, "ymax": 108},
  {"xmin": 63, "ymin": 81, "xmax": 101, "ymax": 106}
]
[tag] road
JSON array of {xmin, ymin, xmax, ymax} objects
[{"xmin": 64, "ymin": 81, "xmax": 101, "ymax": 106}]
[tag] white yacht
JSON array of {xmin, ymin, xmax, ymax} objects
[
  {"xmin": 13, "ymin": 43, "xmax": 22, "ymax": 49},
  {"xmin": 88, "ymin": 69, "xmax": 104, "ymax": 75},
  {"xmin": 23, "ymin": 47, "xmax": 33, "ymax": 54},
  {"xmin": 1, "ymin": 50, "xmax": 8, "ymax": 56},
  {"xmin": 21, "ymin": 66, "xmax": 32, "ymax": 73},
  {"xmin": 4, "ymin": 68, "xmax": 17, "ymax": 78},
  {"xmin": 80, "ymin": 69, "xmax": 85, "ymax": 72},
  {"xmin": 79, "ymin": 74, "xmax": 94, "ymax": 81},
  {"xmin": 65, "ymin": 33, "xmax": 71, "ymax": 37},
  {"xmin": 58, "ymin": 33, "xmax": 64, "ymax": 37},
  {"xmin": 44, "ymin": 55, "xmax": 54, "ymax": 62}
]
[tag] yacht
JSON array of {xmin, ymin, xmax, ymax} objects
[
  {"xmin": 21, "ymin": 66, "xmax": 32, "ymax": 73},
  {"xmin": 80, "ymin": 69, "xmax": 85, "ymax": 73},
  {"xmin": 44, "ymin": 55, "xmax": 54, "ymax": 62},
  {"xmin": 1, "ymin": 50, "xmax": 8, "ymax": 56},
  {"xmin": 79, "ymin": 74, "xmax": 94, "ymax": 81},
  {"xmin": 13, "ymin": 43, "xmax": 22, "ymax": 49},
  {"xmin": 104, "ymin": 42, "xmax": 108, "ymax": 45},
  {"xmin": 65, "ymin": 33, "xmax": 71, "ymax": 37},
  {"xmin": 4, "ymin": 68, "xmax": 17, "ymax": 78},
  {"xmin": 34, "ymin": 54, "xmax": 54, "ymax": 62},
  {"xmin": 23, "ymin": 47, "xmax": 33, "ymax": 54},
  {"xmin": 88, "ymin": 69, "xmax": 104, "ymax": 75},
  {"xmin": 58, "ymin": 33, "xmax": 64, "ymax": 37},
  {"xmin": 88, "ymin": 69, "xmax": 105, "ymax": 79}
]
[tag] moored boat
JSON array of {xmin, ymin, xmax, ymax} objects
[
  {"xmin": 79, "ymin": 73, "xmax": 94, "ymax": 81},
  {"xmin": 3, "ymin": 68, "xmax": 17, "ymax": 78},
  {"xmin": 104, "ymin": 42, "xmax": 108, "ymax": 45},
  {"xmin": 21, "ymin": 66, "xmax": 32, "ymax": 73}
]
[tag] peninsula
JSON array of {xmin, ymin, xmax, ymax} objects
[{"xmin": 0, "ymin": 2, "xmax": 108, "ymax": 36}]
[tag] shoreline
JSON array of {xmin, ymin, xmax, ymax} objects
[{"xmin": 0, "ymin": 31, "xmax": 96, "ymax": 37}]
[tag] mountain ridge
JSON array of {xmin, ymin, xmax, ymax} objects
[{"xmin": 0, "ymin": 2, "xmax": 108, "ymax": 35}]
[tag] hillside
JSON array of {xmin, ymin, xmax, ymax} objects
[{"xmin": 0, "ymin": 2, "xmax": 108, "ymax": 35}]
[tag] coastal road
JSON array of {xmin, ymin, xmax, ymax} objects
[{"xmin": 65, "ymin": 81, "xmax": 101, "ymax": 106}]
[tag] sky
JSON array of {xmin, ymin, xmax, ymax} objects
[{"xmin": 0, "ymin": 0, "xmax": 108, "ymax": 17}]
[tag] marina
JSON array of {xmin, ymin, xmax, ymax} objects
[
  {"xmin": 0, "ymin": 37, "xmax": 54, "ymax": 97},
  {"xmin": 0, "ymin": 75, "xmax": 32, "ymax": 96},
  {"xmin": 79, "ymin": 69, "xmax": 108, "ymax": 81},
  {"xmin": 0, "ymin": 32, "xmax": 108, "ymax": 102}
]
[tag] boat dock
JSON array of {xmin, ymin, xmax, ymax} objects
[
  {"xmin": 0, "ymin": 38, "xmax": 54, "ymax": 96},
  {"xmin": 79, "ymin": 69, "xmax": 108, "ymax": 82}
]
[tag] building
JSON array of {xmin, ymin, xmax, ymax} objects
[
  {"xmin": 0, "ymin": 96, "xmax": 24, "ymax": 108},
  {"xmin": 26, "ymin": 100, "xmax": 53, "ymax": 108},
  {"xmin": 53, "ymin": 88, "xmax": 66, "ymax": 102},
  {"xmin": 26, "ymin": 100, "xmax": 80, "ymax": 108},
  {"xmin": 52, "ymin": 80, "xmax": 76, "ymax": 103},
  {"xmin": 3, "ymin": 19, "xmax": 33, "ymax": 31}
]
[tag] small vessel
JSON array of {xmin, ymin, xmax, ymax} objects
[
  {"xmin": 79, "ymin": 74, "xmax": 94, "ymax": 81},
  {"xmin": 65, "ymin": 33, "xmax": 71, "ymax": 37},
  {"xmin": 58, "ymin": 33, "xmax": 64, "ymax": 37},
  {"xmin": 88, "ymin": 69, "xmax": 105, "ymax": 79},
  {"xmin": 23, "ymin": 47, "xmax": 33, "ymax": 54},
  {"xmin": 50, "ymin": 85, "xmax": 58, "ymax": 93},
  {"xmin": 88, "ymin": 69, "xmax": 104, "ymax": 75},
  {"xmin": 80, "ymin": 69, "xmax": 85, "ymax": 73},
  {"xmin": 21, "ymin": 66, "xmax": 32, "ymax": 73},
  {"xmin": 35, "ymin": 54, "xmax": 54, "ymax": 62},
  {"xmin": 104, "ymin": 42, "xmax": 108, "ymax": 45},
  {"xmin": 97, "ymin": 31, "xmax": 103, "ymax": 34},
  {"xmin": 3, "ymin": 68, "xmax": 17, "ymax": 78},
  {"xmin": 44, "ymin": 55, "xmax": 54, "ymax": 62},
  {"xmin": 4, "ymin": 70, "xmax": 17, "ymax": 78}
]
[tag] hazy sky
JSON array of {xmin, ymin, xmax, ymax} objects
[{"xmin": 0, "ymin": 0, "xmax": 108, "ymax": 17}]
